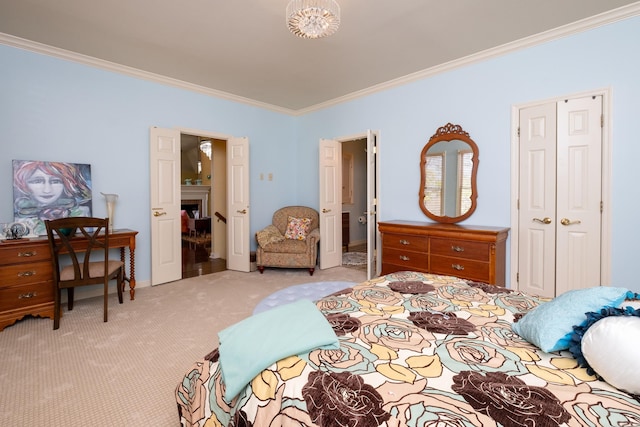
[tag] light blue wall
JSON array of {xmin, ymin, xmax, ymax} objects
[
  {"xmin": 297, "ymin": 16, "xmax": 640, "ymax": 292},
  {"xmin": 2, "ymin": 15, "xmax": 639, "ymax": 292},
  {"xmin": 0, "ymin": 45, "xmax": 297, "ymax": 286}
]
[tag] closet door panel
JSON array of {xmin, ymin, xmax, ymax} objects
[
  {"xmin": 518, "ymin": 103, "xmax": 557, "ymax": 298},
  {"xmin": 555, "ymin": 96, "xmax": 602, "ymax": 295}
]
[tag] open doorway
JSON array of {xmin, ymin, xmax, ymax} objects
[
  {"xmin": 180, "ymin": 133, "xmax": 227, "ymax": 278},
  {"xmin": 341, "ymin": 138, "xmax": 368, "ymax": 271},
  {"xmin": 150, "ymin": 128, "xmax": 249, "ymax": 285},
  {"xmin": 319, "ymin": 130, "xmax": 379, "ymax": 278}
]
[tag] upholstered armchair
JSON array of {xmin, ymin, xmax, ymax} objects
[{"xmin": 255, "ymin": 206, "xmax": 320, "ymax": 276}]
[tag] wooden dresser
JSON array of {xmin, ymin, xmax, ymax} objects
[
  {"xmin": 0, "ymin": 239, "xmax": 55, "ymax": 331},
  {"xmin": 379, "ymin": 220, "xmax": 509, "ymax": 285},
  {"xmin": 0, "ymin": 229, "xmax": 138, "ymax": 331}
]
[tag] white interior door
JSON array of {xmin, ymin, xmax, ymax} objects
[
  {"xmin": 517, "ymin": 96, "xmax": 602, "ymax": 297},
  {"xmin": 518, "ymin": 103, "xmax": 557, "ymax": 297},
  {"xmin": 149, "ymin": 127, "xmax": 182, "ymax": 286},
  {"xmin": 366, "ymin": 130, "xmax": 379, "ymax": 278},
  {"xmin": 555, "ymin": 96, "xmax": 602, "ymax": 295},
  {"xmin": 226, "ymin": 137, "xmax": 250, "ymax": 272},
  {"xmin": 319, "ymin": 139, "xmax": 342, "ymax": 269}
]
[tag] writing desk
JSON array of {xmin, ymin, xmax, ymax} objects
[{"xmin": 0, "ymin": 229, "xmax": 138, "ymax": 331}]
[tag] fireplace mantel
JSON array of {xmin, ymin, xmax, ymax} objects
[{"xmin": 181, "ymin": 185, "xmax": 210, "ymax": 217}]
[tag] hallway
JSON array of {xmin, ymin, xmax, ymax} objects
[{"xmin": 181, "ymin": 241, "xmax": 226, "ymax": 278}]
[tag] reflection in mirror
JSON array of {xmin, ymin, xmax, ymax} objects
[
  {"xmin": 419, "ymin": 123, "xmax": 478, "ymax": 223},
  {"xmin": 181, "ymin": 134, "xmax": 213, "ymax": 185}
]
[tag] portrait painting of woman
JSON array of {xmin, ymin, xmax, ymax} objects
[{"xmin": 13, "ymin": 160, "xmax": 92, "ymax": 235}]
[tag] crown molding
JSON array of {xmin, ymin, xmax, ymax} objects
[
  {"xmin": 0, "ymin": 32, "xmax": 297, "ymax": 116},
  {"xmin": 2, "ymin": 2, "xmax": 639, "ymax": 117}
]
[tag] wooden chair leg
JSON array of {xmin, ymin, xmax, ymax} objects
[
  {"xmin": 308, "ymin": 268, "xmax": 315, "ymax": 276},
  {"xmin": 67, "ymin": 288, "xmax": 75, "ymax": 311},
  {"xmin": 117, "ymin": 268, "xmax": 124, "ymax": 304},
  {"xmin": 104, "ymin": 280, "xmax": 108, "ymax": 322},
  {"xmin": 53, "ymin": 288, "xmax": 61, "ymax": 330}
]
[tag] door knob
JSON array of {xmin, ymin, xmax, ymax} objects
[
  {"xmin": 322, "ymin": 208, "xmax": 331, "ymax": 213},
  {"xmin": 533, "ymin": 217, "xmax": 552, "ymax": 224},
  {"xmin": 237, "ymin": 209, "xmax": 247, "ymax": 214},
  {"xmin": 153, "ymin": 211, "xmax": 166, "ymax": 217},
  {"xmin": 560, "ymin": 218, "xmax": 581, "ymax": 226}
]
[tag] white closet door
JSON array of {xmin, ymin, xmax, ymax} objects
[
  {"xmin": 555, "ymin": 96, "xmax": 602, "ymax": 295},
  {"xmin": 517, "ymin": 96, "xmax": 602, "ymax": 298},
  {"xmin": 518, "ymin": 103, "xmax": 557, "ymax": 298}
]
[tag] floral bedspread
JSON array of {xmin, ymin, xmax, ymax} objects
[{"xmin": 176, "ymin": 272, "xmax": 640, "ymax": 426}]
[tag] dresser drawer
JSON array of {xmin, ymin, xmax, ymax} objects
[
  {"xmin": 382, "ymin": 247, "xmax": 428, "ymax": 270},
  {"xmin": 382, "ymin": 233, "xmax": 429, "ymax": 252},
  {"xmin": 0, "ymin": 261, "xmax": 52, "ymax": 286},
  {"xmin": 0, "ymin": 243, "xmax": 50, "ymax": 265},
  {"xmin": 430, "ymin": 238, "xmax": 489, "ymax": 262},
  {"xmin": 430, "ymin": 255, "xmax": 489, "ymax": 282},
  {"xmin": 0, "ymin": 281, "xmax": 54, "ymax": 312}
]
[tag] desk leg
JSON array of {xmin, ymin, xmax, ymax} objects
[
  {"xmin": 129, "ymin": 247, "xmax": 136, "ymax": 300},
  {"xmin": 120, "ymin": 247, "xmax": 136, "ymax": 300}
]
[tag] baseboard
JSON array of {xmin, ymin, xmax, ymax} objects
[{"xmin": 348, "ymin": 239, "xmax": 366, "ymax": 250}]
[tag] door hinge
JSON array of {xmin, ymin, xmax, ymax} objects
[
  {"xmin": 372, "ymin": 146, "xmax": 377, "ymax": 154},
  {"xmin": 517, "ymin": 127, "xmax": 520, "ymax": 138},
  {"xmin": 516, "ymin": 199, "xmax": 519, "ymax": 210},
  {"xmin": 600, "ymin": 201, "xmax": 603, "ymax": 213},
  {"xmin": 516, "ymin": 272, "xmax": 519, "ymax": 283},
  {"xmin": 601, "ymin": 114, "xmax": 604, "ymax": 128}
]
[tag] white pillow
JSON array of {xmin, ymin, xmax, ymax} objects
[
  {"xmin": 581, "ymin": 316, "xmax": 640, "ymax": 395},
  {"xmin": 621, "ymin": 300, "xmax": 640, "ymax": 310}
]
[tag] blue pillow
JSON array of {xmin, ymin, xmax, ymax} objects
[
  {"xmin": 218, "ymin": 299, "xmax": 339, "ymax": 401},
  {"xmin": 512, "ymin": 287, "xmax": 629, "ymax": 352}
]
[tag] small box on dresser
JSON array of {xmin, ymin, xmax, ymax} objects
[{"xmin": 379, "ymin": 220, "xmax": 509, "ymax": 285}]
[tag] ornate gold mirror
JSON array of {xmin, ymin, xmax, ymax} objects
[{"xmin": 419, "ymin": 123, "xmax": 478, "ymax": 223}]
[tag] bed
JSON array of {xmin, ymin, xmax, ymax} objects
[{"xmin": 176, "ymin": 271, "xmax": 640, "ymax": 426}]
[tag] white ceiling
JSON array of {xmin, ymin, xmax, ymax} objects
[{"xmin": 1, "ymin": 0, "xmax": 639, "ymax": 112}]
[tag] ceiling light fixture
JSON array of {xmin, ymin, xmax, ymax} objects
[
  {"xmin": 199, "ymin": 140, "xmax": 212, "ymax": 160},
  {"xmin": 286, "ymin": 0, "xmax": 340, "ymax": 39}
]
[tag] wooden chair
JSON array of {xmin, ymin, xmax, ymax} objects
[{"xmin": 45, "ymin": 217, "xmax": 124, "ymax": 330}]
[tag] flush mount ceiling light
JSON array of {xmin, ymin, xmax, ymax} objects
[{"xmin": 286, "ymin": 0, "xmax": 340, "ymax": 39}]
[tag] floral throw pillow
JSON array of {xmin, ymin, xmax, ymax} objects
[{"xmin": 284, "ymin": 216, "xmax": 312, "ymax": 240}]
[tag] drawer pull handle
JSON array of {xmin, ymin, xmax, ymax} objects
[
  {"xmin": 18, "ymin": 251, "xmax": 38, "ymax": 257},
  {"xmin": 18, "ymin": 292, "xmax": 37, "ymax": 299},
  {"xmin": 399, "ymin": 255, "xmax": 410, "ymax": 261},
  {"xmin": 451, "ymin": 246, "xmax": 464, "ymax": 252},
  {"xmin": 452, "ymin": 264, "xmax": 465, "ymax": 271},
  {"xmin": 399, "ymin": 239, "xmax": 410, "ymax": 245},
  {"xmin": 18, "ymin": 270, "xmax": 36, "ymax": 277}
]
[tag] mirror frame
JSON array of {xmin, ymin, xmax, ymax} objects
[{"xmin": 419, "ymin": 123, "xmax": 479, "ymax": 223}]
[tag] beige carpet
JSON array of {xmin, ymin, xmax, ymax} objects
[{"xmin": 0, "ymin": 266, "xmax": 367, "ymax": 426}]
